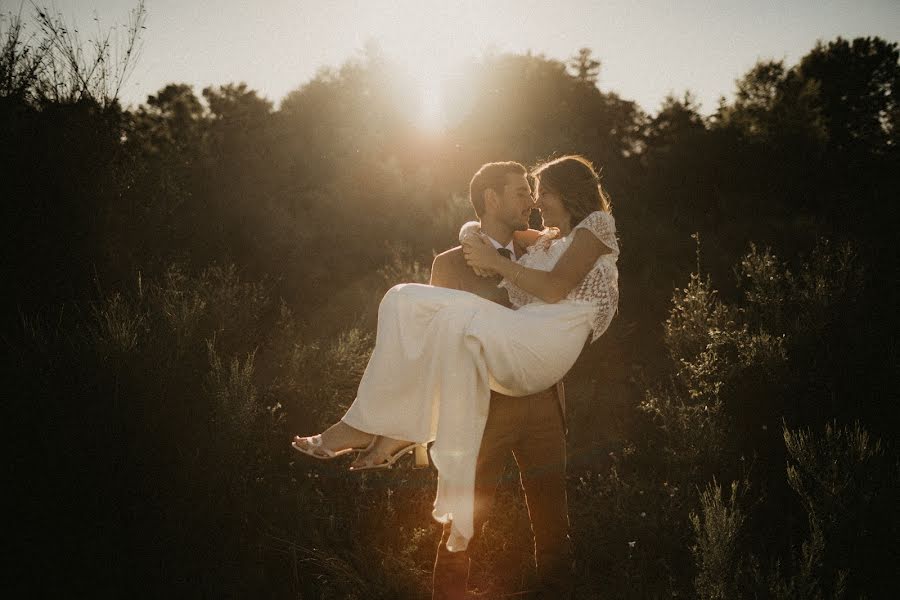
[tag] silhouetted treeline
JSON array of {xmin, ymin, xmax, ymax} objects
[{"xmin": 3, "ymin": 6, "xmax": 898, "ymax": 597}]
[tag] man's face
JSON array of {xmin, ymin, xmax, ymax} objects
[{"xmin": 493, "ymin": 172, "xmax": 534, "ymax": 231}]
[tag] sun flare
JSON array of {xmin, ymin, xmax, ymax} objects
[{"xmin": 414, "ymin": 73, "xmax": 447, "ymax": 132}]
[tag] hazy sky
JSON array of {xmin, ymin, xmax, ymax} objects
[{"xmin": 10, "ymin": 0, "xmax": 900, "ymax": 115}]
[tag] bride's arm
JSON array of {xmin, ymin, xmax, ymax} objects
[
  {"xmin": 463, "ymin": 229, "xmax": 613, "ymax": 303},
  {"xmin": 512, "ymin": 228, "xmax": 543, "ymax": 248},
  {"xmin": 460, "ymin": 223, "xmax": 542, "ymax": 248}
]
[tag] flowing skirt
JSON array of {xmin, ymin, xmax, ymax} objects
[{"xmin": 342, "ymin": 283, "xmax": 594, "ymax": 551}]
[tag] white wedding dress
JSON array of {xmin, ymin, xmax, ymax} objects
[{"xmin": 342, "ymin": 210, "xmax": 619, "ymax": 551}]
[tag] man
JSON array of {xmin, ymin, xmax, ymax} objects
[{"xmin": 430, "ymin": 161, "xmax": 572, "ymax": 599}]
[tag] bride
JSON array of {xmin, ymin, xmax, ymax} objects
[{"xmin": 292, "ymin": 154, "xmax": 619, "ymax": 551}]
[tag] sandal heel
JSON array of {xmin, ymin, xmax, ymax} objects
[
  {"xmin": 413, "ymin": 444, "xmax": 429, "ymax": 469},
  {"xmin": 350, "ymin": 442, "xmax": 424, "ymax": 472}
]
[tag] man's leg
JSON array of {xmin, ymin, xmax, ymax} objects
[
  {"xmin": 433, "ymin": 396, "xmax": 515, "ymax": 600},
  {"xmin": 432, "ymin": 521, "xmax": 470, "ymax": 600},
  {"xmin": 513, "ymin": 391, "xmax": 572, "ymax": 599}
]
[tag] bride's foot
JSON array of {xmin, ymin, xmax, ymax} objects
[
  {"xmin": 292, "ymin": 421, "xmax": 375, "ymax": 459},
  {"xmin": 349, "ymin": 436, "xmax": 419, "ymax": 471}
]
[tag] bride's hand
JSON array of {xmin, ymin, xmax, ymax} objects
[
  {"xmin": 459, "ymin": 223, "xmax": 492, "ymax": 276},
  {"xmin": 462, "ymin": 233, "xmax": 503, "ymax": 276}
]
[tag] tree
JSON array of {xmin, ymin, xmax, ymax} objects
[
  {"xmin": 646, "ymin": 91, "xmax": 706, "ymax": 150},
  {"xmin": 133, "ymin": 83, "xmax": 207, "ymax": 151},
  {"xmin": 725, "ymin": 61, "xmax": 787, "ymax": 138},
  {"xmin": 797, "ymin": 37, "xmax": 899, "ymax": 153},
  {"xmin": 203, "ymin": 82, "xmax": 272, "ymax": 123},
  {"xmin": 568, "ymin": 47, "xmax": 601, "ymax": 86},
  {"xmin": 716, "ymin": 60, "xmax": 827, "ymax": 150}
]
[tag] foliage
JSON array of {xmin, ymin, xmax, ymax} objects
[
  {"xmin": 690, "ymin": 479, "xmax": 752, "ymax": 600},
  {"xmin": 781, "ymin": 421, "xmax": 892, "ymax": 599},
  {"xmin": 0, "ymin": 1, "xmax": 146, "ymax": 107},
  {"xmin": 568, "ymin": 47, "xmax": 602, "ymax": 86},
  {"xmin": 799, "ymin": 37, "xmax": 900, "ymax": 154}
]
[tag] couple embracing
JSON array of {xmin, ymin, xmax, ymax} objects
[{"xmin": 293, "ymin": 155, "xmax": 619, "ymax": 598}]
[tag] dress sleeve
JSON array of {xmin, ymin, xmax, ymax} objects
[{"xmin": 574, "ymin": 211, "xmax": 618, "ymax": 256}]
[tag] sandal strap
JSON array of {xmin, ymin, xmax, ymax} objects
[
  {"xmin": 353, "ymin": 443, "xmax": 416, "ymax": 469},
  {"xmin": 296, "ymin": 434, "xmax": 374, "ymax": 459},
  {"xmin": 303, "ymin": 435, "xmax": 337, "ymax": 458}
]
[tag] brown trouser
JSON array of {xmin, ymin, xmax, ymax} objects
[{"xmin": 432, "ymin": 388, "xmax": 572, "ymax": 599}]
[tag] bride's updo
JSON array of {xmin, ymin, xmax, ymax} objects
[{"xmin": 531, "ymin": 155, "xmax": 612, "ymax": 229}]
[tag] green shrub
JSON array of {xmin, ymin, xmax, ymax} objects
[
  {"xmin": 781, "ymin": 421, "xmax": 887, "ymax": 599},
  {"xmin": 690, "ymin": 479, "xmax": 752, "ymax": 600}
]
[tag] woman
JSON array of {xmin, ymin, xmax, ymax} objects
[{"xmin": 293, "ymin": 155, "xmax": 619, "ymax": 551}]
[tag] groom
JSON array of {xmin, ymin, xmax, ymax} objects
[{"xmin": 429, "ymin": 161, "xmax": 572, "ymax": 599}]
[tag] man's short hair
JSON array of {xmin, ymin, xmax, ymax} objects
[{"xmin": 468, "ymin": 161, "xmax": 527, "ymax": 218}]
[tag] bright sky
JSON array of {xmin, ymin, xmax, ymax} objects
[{"xmin": 11, "ymin": 0, "xmax": 900, "ymax": 115}]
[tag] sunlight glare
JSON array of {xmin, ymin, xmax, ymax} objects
[{"xmin": 417, "ymin": 73, "xmax": 446, "ymax": 132}]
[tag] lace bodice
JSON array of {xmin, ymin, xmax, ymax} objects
[{"xmin": 461, "ymin": 211, "xmax": 619, "ymax": 343}]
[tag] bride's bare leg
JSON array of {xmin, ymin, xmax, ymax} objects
[
  {"xmin": 350, "ymin": 435, "xmax": 415, "ymax": 469},
  {"xmin": 293, "ymin": 420, "xmax": 375, "ymax": 455}
]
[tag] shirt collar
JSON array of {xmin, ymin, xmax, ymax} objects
[{"xmin": 485, "ymin": 235, "xmax": 515, "ymax": 255}]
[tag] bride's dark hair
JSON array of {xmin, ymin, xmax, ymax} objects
[{"xmin": 531, "ymin": 155, "xmax": 611, "ymax": 229}]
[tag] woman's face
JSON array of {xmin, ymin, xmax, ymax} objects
[{"xmin": 535, "ymin": 180, "xmax": 571, "ymax": 230}]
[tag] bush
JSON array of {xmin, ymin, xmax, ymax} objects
[
  {"xmin": 780, "ymin": 421, "xmax": 892, "ymax": 599},
  {"xmin": 690, "ymin": 479, "xmax": 753, "ymax": 600}
]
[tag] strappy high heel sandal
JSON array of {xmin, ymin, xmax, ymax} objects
[
  {"xmin": 291, "ymin": 434, "xmax": 375, "ymax": 460},
  {"xmin": 349, "ymin": 442, "xmax": 430, "ymax": 471}
]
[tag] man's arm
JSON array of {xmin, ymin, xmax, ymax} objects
[{"xmin": 430, "ymin": 251, "xmax": 458, "ymax": 290}]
